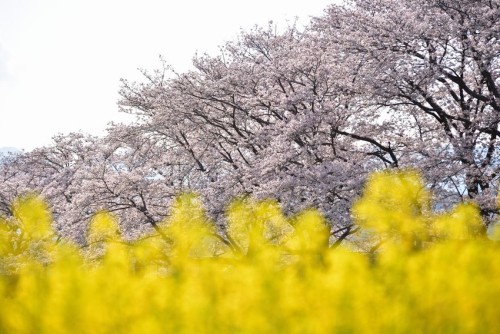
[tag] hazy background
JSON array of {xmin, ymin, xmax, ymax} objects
[{"xmin": 0, "ymin": 0, "xmax": 336, "ymax": 151}]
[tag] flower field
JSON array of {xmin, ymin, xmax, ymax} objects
[{"xmin": 1, "ymin": 170, "xmax": 499, "ymax": 333}]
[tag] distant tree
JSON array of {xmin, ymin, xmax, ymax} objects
[{"xmin": 0, "ymin": 134, "xmax": 94, "ymax": 241}]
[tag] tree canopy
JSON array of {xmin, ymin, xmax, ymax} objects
[{"xmin": 1, "ymin": 0, "xmax": 498, "ymax": 242}]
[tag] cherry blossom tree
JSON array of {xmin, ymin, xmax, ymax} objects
[
  {"xmin": 0, "ymin": 133, "xmax": 96, "ymax": 241},
  {"xmin": 118, "ymin": 0, "xmax": 498, "ymax": 227},
  {"xmin": 1, "ymin": 0, "xmax": 498, "ymax": 244},
  {"xmin": 312, "ymin": 0, "xmax": 499, "ymax": 219},
  {"xmin": 118, "ymin": 23, "xmax": 374, "ymax": 236}
]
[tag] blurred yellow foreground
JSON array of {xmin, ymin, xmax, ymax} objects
[{"xmin": 1, "ymin": 170, "xmax": 499, "ymax": 333}]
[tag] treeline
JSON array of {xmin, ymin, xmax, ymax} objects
[{"xmin": 0, "ymin": 0, "xmax": 498, "ymax": 242}]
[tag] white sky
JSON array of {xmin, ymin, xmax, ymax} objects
[{"xmin": 0, "ymin": 0, "xmax": 336, "ymax": 151}]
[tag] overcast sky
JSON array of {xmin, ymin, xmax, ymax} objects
[{"xmin": 0, "ymin": 0, "xmax": 337, "ymax": 151}]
